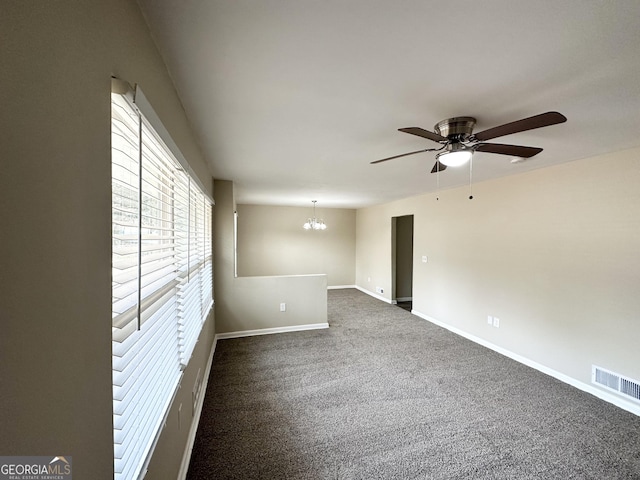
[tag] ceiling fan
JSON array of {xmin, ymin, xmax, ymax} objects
[{"xmin": 371, "ymin": 112, "xmax": 567, "ymax": 173}]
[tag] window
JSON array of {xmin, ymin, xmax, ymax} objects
[{"xmin": 111, "ymin": 82, "xmax": 212, "ymax": 480}]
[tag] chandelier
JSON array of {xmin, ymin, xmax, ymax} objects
[{"xmin": 303, "ymin": 200, "xmax": 327, "ymax": 230}]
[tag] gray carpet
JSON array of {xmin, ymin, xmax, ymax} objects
[{"xmin": 187, "ymin": 288, "xmax": 640, "ymax": 479}]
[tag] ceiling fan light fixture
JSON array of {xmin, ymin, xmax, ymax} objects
[{"xmin": 437, "ymin": 149, "xmax": 473, "ymax": 167}]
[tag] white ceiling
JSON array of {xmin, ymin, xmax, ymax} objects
[{"xmin": 137, "ymin": 0, "xmax": 640, "ymax": 208}]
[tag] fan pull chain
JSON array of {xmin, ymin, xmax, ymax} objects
[
  {"xmin": 468, "ymin": 155, "xmax": 474, "ymax": 200},
  {"xmin": 436, "ymin": 167, "xmax": 440, "ymax": 201}
]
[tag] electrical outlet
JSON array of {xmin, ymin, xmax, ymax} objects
[
  {"xmin": 422, "ymin": 256, "xmax": 428, "ymax": 263},
  {"xmin": 487, "ymin": 315, "xmax": 493, "ymax": 325},
  {"xmin": 280, "ymin": 302, "xmax": 286, "ymax": 312},
  {"xmin": 493, "ymin": 317, "xmax": 500, "ymax": 328}
]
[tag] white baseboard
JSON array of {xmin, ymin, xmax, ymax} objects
[
  {"xmin": 215, "ymin": 322, "xmax": 329, "ymax": 340},
  {"xmin": 177, "ymin": 336, "xmax": 218, "ymax": 480},
  {"xmin": 396, "ymin": 297, "xmax": 412, "ymax": 302},
  {"xmin": 328, "ymin": 284, "xmax": 356, "ymax": 290},
  {"xmin": 412, "ymin": 309, "xmax": 640, "ymax": 417},
  {"xmin": 355, "ymin": 285, "xmax": 392, "ymax": 304}
]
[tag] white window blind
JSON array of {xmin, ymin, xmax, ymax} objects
[
  {"xmin": 111, "ymin": 85, "xmax": 212, "ymax": 480},
  {"xmin": 177, "ymin": 190, "xmax": 213, "ymax": 365}
]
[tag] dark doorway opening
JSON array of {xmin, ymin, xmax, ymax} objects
[
  {"xmin": 392, "ymin": 215, "xmax": 414, "ymax": 312},
  {"xmin": 396, "ymin": 300, "xmax": 412, "ymax": 312}
]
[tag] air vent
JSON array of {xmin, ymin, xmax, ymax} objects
[{"xmin": 592, "ymin": 365, "xmax": 640, "ymax": 403}]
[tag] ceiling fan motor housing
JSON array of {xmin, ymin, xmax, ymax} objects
[{"xmin": 434, "ymin": 117, "xmax": 476, "ymax": 141}]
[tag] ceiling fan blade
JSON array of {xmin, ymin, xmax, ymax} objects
[
  {"xmin": 473, "ymin": 112, "xmax": 567, "ymax": 141},
  {"xmin": 430, "ymin": 161, "xmax": 447, "ymax": 173},
  {"xmin": 475, "ymin": 143, "xmax": 543, "ymax": 158},
  {"xmin": 399, "ymin": 127, "xmax": 447, "ymax": 143},
  {"xmin": 370, "ymin": 148, "xmax": 431, "ymax": 164}
]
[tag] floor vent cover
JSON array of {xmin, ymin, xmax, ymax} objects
[{"xmin": 592, "ymin": 365, "xmax": 640, "ymax": 403}]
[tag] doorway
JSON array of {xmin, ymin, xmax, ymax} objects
[{"xmin": 392, "ymin": 215, "xmax": 414, "ymax": 312}]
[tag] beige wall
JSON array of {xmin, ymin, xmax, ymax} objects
[
  {"xmin": 220, "ymin": 274, "xmax": 328, "ymax": 334},
  {"xmin": 237, "ymin": 204, "xmax": 356, "ymax": 286},
  {"xmin": 215, "ymin": 182, "xmax": 328, "ymax": 334},
  {"xmin": 357, "ymin": 148, "xmax": 640, "ymax": 398},
  {"xmin": 0, "ymin": 1, "xmax": 214, "ymax": 478}
]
